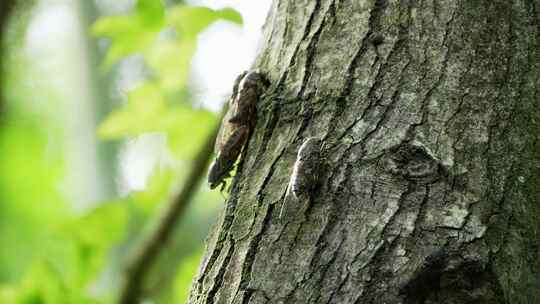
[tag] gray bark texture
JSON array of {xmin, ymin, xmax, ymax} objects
[{"xmin": 189, "ymin": 0, "xmax": 540, "ymax": 303}]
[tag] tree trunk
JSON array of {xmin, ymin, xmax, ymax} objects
[
  {"xmin": 76, "ymin": 0, "xmax": 119, "ymax": 199},
  {"xmin": 0, "ymin": 0, "xmax": 16, "ymax": 120},
  {"xmin": 189, "ymin": 0, "xmax": 540, "ymax": 303}
]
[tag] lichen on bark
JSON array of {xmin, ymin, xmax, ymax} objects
[{"xmin": 189, "ymin": 0, "xmax": 540, "ymax": 303}]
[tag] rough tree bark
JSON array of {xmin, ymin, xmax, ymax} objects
[{"xmin": 189, "ymin": 0, "xmax": 540, "ymax": 303}]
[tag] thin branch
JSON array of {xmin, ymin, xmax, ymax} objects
[{"xmin": 118, "ymin": 117, "xmax": 222, "ymax": 304}]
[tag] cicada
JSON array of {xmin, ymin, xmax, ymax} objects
[
  {"xmin": 289, "ymin": 137, "xmax": 323, "ymax": 199},
  {"xmin": 208, "ymin": 70, "xmax": 268, "ymax": 190},
  {"xmin": 279, "ymin": 137, "xmax": 323, "ymax": 220}
]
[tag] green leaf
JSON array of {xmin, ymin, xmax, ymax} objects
[
  {"xmin": 0, "ymin": 285, "xmax": 16, "ymax": 303},
  {"xmin": 142, "ymin": 5, "xmax": 242, "ymax": 92},
  {"xmin": 167, "ymin": 6, "xmax": 243, "ymax": 39},
  {"xmin": 145, "ymin": 39, "xmax": 196, "ymax": 92},
  {"xmin": 13, "ymin": 259, "xmax": 101, "ymax": 304},
  {"xmin": 173, "ymin": 250, "xmax": 203, "ymax": 303},
  {"xmin": 98, "ymin": 93, "xmax": 216, "ymax": 159},
  {"xmin": 136, "ymin": 0, "xmax": 165, "ymax": 27},
  {"xmin": 91, "ymin": 0, "xmax": 165, "ymax": 69},
  {"xmin": 0, "ymin": 121, "xmax": 66, "ymax": 282},
  {"xmin": 97, "ymin": 83, "xmax": 166, "ymax": 138},
  {"xmin": 91, "ymin": 15, "xmax": 159, "ymax": 68},
  {"xmin": 164, "ymin": 109, "xmax": 216, "ymax": 158},
  {"xmin": 125, "ymin": 169, "xmax": 175, "ymax": 215},
  {"xmin": 61, "ymin": 203, "xmax": 127, "ymax": 249},
  {"xmin": 97, "ymin": 80, "xmax": 216, "ymax": 159}
]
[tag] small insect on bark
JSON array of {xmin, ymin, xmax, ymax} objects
[
  {"xmin": 208, "ymin": 70, "xmax": 268, "ymax": 191},
  {"xmin": 280, "ymin": 137, "xmax": 323, "ymax": 220}
]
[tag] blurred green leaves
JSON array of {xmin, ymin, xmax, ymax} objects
[
  {"xmin": 173, "ymin": 250, "xmax": 203, "ymax": 303},
  {"xmin": 0, "ymin": 119, "xmax": 65, "ymax": 283},
  {"xmin": 91, "ymin": 0, "xmax": 242, "ymax": 91},
  {"xmin": 0, "ymin": 0, "xmax": 243, "ymax": 303},
  {"xmin": 90, "ymin": 0, "xmax": 166, "ymax": 69},
  {"xmin": 97, "ymin": 82, "xmax": 215, "ymax": 158},
  {"xmin": 168, "ymin": 6, "xmax": 242, "ymax": 39},
  {"xmin": 91, "ymin": 0, "xmax": 242, "ymax": 303},
  {"xmin": 97, "ymin": 82, "xmax": 167, "ymax": 138},
  {"xmin": 94, "ymin": 0, "xmax": 242, "ymax": 158},
  {"xmin": 136, "ymin": 0, "xmax": 166, "ymax": 27}
]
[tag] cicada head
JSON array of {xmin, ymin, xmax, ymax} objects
[
  {"xmin": 229, "ymin": 71, "xmax": 268, "ymax": 126},
  {"xmin": 239, "ymin": 70, "xmax": 269, "ymax": 94},
  {"xmin": 214, "ymin": 71, "xmax": 251, "ymax": 154}
]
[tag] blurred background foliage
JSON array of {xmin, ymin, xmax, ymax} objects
[{"xmin": 0, "ymin": 0, "xmax": 269, "ymax": 303}]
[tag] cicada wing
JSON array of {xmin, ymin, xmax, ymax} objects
[
  {"xmin": 209, "ymin": 125, "xmax": 249, "ymax": 189},
  {"xmin": 214, "ymin": 95, "xmax": 240, "ymax": 154},
  {"xmin": 279, "ymin": 187, "xmax": 309, "ymax": 222}
]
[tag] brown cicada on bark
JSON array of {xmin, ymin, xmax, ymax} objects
[
  {"xmin": 279, "ymin": 137, "xmax": 323, "ymax": 221},
  {"xmin": 208, "ymin": 70, "xmax": 268, "ymax": 191}
]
